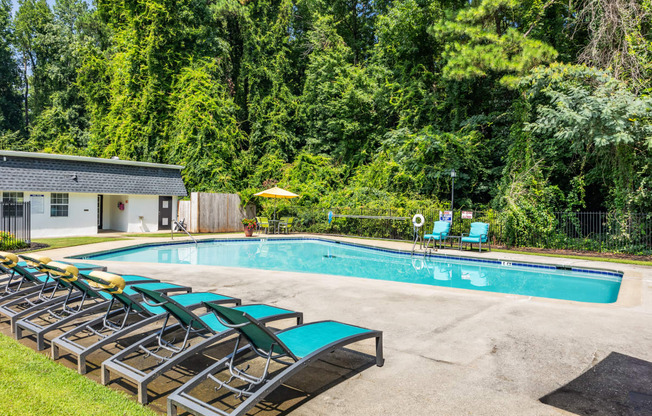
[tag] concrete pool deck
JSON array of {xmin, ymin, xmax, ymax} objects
[{"xmin": 7, "ymin": 233, "xmax": 652, "ymax": 415}]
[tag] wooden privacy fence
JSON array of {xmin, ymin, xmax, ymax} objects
[{"xmin": 178, "ymin": 193, "xmax": 254, "ymax": 233}]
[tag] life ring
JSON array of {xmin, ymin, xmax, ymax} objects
[{"xmin": 412, "ymin": 213, "xmax": 425, "ymax": 228}]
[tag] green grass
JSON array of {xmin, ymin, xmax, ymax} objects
[
  {"xmin": 123, "ymin": 232, "xmax": 186, "ymax": 237},
  {"xmin": 29, "ymin": 236, "xmax": 129, "ymax": 252},
  {"xmin": 0, "ymin": 334, "xmax": 157, "ymax": 416},
  {"xmin": 493, "ymin": 248, "xmax": 652, "ymax": 267},
  {"xmin": 123, "ymin": 232, "xmax": 231, "ymax": 238}
]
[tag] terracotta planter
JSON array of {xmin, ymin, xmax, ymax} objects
[{"xmin": 244, "ymin": 227, "xmax": 254, "ymax": 237}]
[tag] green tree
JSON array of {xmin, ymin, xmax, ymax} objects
[
  {"xmin": 521, "ymin": 63, "xmax": 652, "ymax": 211},
  {"xmin": 83, "ymin": 0, "xmax": 223, "ymax": 161},
  {"xmin": 301, "ymin": 16, "xmax": 382, "ymax": 164},
  {"xmin": 308, "ymin": 0, "xmax": 385, "ymax": 65},
  {"xmin": 167, "ymin": 59, "xmax": 245, "ymax": 192},
  {"xmin": 14, "ymin": 0, "xmax": 54, "ymax": 127},
  {"xmin": 372, "ymin": 0, "xmax": 444, "ymax": 130},
  {"xmin": 431, "ymin": 0, "xmax": 558, "ymax": 87},
  {"xmin": 0, "ymin": 0, "xmax": 23, "ymax": 137},
  {"xmin": 234, "ymin": 0, "xmax": 301, "ymax": 161},
  {"xmin": 28, "ymin": 0, "xmax": 93, "ymax": 154}
]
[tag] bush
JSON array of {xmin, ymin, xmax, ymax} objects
[{"xmin": 0, "ymin": 231, "xmax": 28, "ymax": 251}]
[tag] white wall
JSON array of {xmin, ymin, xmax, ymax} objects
[
  {"xmin": 104, "ymin": 194, "xmax": 128, "ymax": 232},
  {"xmin": 25, "ymin": 192, "xmax": 97, "ymax": 238},
  {"xmin": 126, "ymin": 195, "xmax": 159, "ymax": 233},
  {"xmin": 2, "ymin": 190, "xmax": 180, "ymax": 237},
  {"xmin": 101, "ymin": 194, "xmax": 176, "ymax": 232}
]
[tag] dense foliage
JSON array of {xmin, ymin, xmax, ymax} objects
[{"xmin": 2, "ymin": 0, "xmax": 652, "ymax": 224}]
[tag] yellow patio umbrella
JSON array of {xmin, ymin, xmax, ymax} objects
[{"xmin": 253, "ymin": 186, "xmax": 299, "ymax": 220}]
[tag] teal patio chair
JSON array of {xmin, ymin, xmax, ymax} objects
[
  {"xmin": 168, "ymin": 303, "xmax": 384, "ymax": 416},
  {"xmin": 460, "ymin": 222, "xmax": 490, "ymax": 252},
  {"xmin": 424, "ymin": 221, "xmax": 451, "ymax": 249}
]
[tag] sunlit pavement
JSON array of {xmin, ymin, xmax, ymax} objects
[{"xmin": 8, "ymin": 233, "xmax": 651, "ymax": 416}]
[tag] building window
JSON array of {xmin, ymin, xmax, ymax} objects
[
  {"xmin": 50, "ymin": 193, "xmax": 69, "ymax": 217},
  {"xmin": 2, "ymin": 192, "xmax": 24, "ymax": 217}
]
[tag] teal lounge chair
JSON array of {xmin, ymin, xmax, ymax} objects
[
  {"xmin": 0, "ymin": 253, "xmax": 60, "ymax": 304},
  {"xmin": 101, "ymin": 286, "xmax": 302, "ymax": 404},
  {"xmin": 424, "ymin": 221, "xmax": 451, "ymax": 249},
  {"xmin": 0, "ymin": 253, "xmax": 105, "ymax": 306},
  {"xmin": 0, "ymin": 258, "xmax": 113, "ymax": 335},
  {"xmin": 51, "ymin": 271, "xmax": 240, "ymax": 374},
  {"xmin": 15, "ymin": 267, "xmax": 194, "ymax": 351},
  {"xmin": 460, "ymin": 222, "xmax": 490, "ymax": 252},
  {"xmin": 0, "ymin": 251, "xmax": 46, "ymax": 293},
  {"xmin": 168, "ymin": 303, "xmax": 384, "ymax": 416}
]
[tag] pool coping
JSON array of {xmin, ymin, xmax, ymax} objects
[
  {"xmin": 67, "ymin": 235, "xmax": 627, "ymax": 305},
  {"xmin": 68, "ymin": 235, "xmax": 625, "ymax": 278}
]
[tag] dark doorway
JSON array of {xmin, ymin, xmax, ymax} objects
[
  {"xmin": 158, "ymin": 196, "xmax": 172, "ymax": 230},
  {"xmin": 97, "ymin": 195, "xmax": 103, "ymax": 230}
]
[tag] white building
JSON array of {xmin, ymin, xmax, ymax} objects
[{"xmin": 0, "ymin": 150, "xmax": 187, "ymax": 238}]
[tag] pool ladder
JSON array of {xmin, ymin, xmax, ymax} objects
[
  {"xmin": 172, "ymin": 220, "xmax": 197, "ymax": 244},
  {"xmin": 412, "ymin": 228, "xmax": 434, "ymax": 257},
  {"xmin": 412, "ymin": 227, "xmax": 425, "ymax": 256}
]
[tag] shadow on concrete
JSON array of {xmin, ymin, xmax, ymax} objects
[
  {"xmin": 540, "ymin": 352, "xmax": 652, "ymax": 416},
  {"xmin": 182, "ymin": 347, "xmax": 377, "ymax": 416}
]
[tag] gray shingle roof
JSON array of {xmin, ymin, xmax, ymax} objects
[{"xmin": 0, "ymin": 152, "xmax": 187, "ymax": 196}]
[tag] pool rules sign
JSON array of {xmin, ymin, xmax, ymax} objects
[{"xmin": 461, "ymin": 211, "xmax": 473, "ymax": 220}]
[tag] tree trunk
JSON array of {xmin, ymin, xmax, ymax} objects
[
  {"xmin": 23, "ymin": 56, "xmax": 28, "ymax": 128},
  {"xmin": 352, "ymin": 0, "xmax": 358, "ymax": 65}
]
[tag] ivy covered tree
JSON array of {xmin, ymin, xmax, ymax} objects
[
  {"xmin": 167, "ymin": 59, "xmax": 245, "ymax": 191},
  {"xmin": 0, "ymin": 0, "xmax": 23, "ymax": 141},
  {"xmin": 301, "ymin": 16, "xmax": 382, "ymax": 164},
  {"xmin": 521, "ymin": 63, "xmax": 652, "ymax": 211},
  {"xmin": 13, "ymin": 0, "xmax": 54, "ymax": 127},
  {"xmin": 27, "ymin": 0, "xmax": 93, "ymax": 154},
  {"xmin": 1, "ymin": 0, "xmax": 651, "ymax": 219}
]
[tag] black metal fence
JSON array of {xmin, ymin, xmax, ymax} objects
[
  {"xmin": 286, "ymin": 207, "xmax": 652, "ymax": 255},
  {"xmin": 0, "ymin": 202, "xmax": 31, "ymax": 250}
]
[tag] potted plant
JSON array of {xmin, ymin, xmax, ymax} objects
[{"xmin": 242, "ymin": 218, "xmax": 257, "ymax": 237}]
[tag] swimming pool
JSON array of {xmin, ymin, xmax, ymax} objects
[{"xmin": 76, "ymin": 238, "xmax": 622, "ymax": 303}]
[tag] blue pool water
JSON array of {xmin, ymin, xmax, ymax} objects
[{"xmin": 79, "ymin": 238, "xmax": 622, "ymax": 303}]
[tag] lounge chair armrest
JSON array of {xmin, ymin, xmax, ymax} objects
[
  {"xmin": 139, "ymin": 295, "xmax": 169, "ymax": 307},
  {"xmin": 214, "ymin": 313, "xmax": 250, "ymax": 329}
]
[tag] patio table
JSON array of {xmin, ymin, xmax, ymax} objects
[
  {"xmin": 445, "ymin": 235, "xmax": 462, "ymax": 249},
  {"xmin": 268, "ymin": 219, "xmax": 280, "ymax": 234}
]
